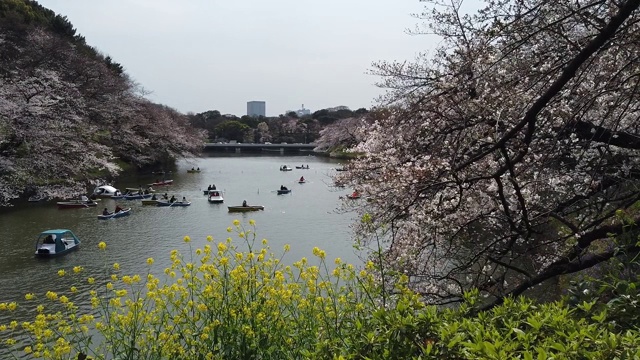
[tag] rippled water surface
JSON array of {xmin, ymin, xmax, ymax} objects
[{"xmin": 0, "ymin": 154, "xmax": 363, "ymax": 349}]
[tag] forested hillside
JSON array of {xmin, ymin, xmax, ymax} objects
[{"xmin": 0, "ymin": 0, "xmax": 206, "ymax": 206}]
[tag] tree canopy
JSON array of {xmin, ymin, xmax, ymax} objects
[
  {"xmin": 0, "ymin": 2, "xmax": 206, "ymax": 205},
  {"xmin": 336, "ymin": 0, "xmax": 640, "ymax": 307}
]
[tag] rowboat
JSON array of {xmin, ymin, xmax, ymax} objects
[
  {"xmin": 187, "ymin": 169, "xmax": 201, "ymax": 173},
  {"xmin": 35, "ymin": 229, "xmax": 81, "ymax": 257},
  {"xmin": 97, "ymin": 208, "xmax": 132, "ymax": 220},
  {"xmin": 141, "ymin": 199, "xmax": 160, "ymax": 206},
  {"xmin": 57, "ymin": 200, "xmax": 98, "ymax": 209},
  {"xmin": 346, "ymin": 194, "xmax": 361, "ymax": 199},
  {"xmin": 125, "ymin": 187, "xmax": 155, "ymax": 193},
  {"xmin": 156, "ymin": 200, "xmax": 191, "ymax": 207},
  {"xmin": 208, "ymin": 191, "xmax": 224, "ymax": 203},
  {"xmin": 123, "ymin": 193, "xmax": 152, "ymax": 200},
  {"xmin": 298, "ymin": 180, "xmax": 306, "ymax": 184},
  {"xmin": 277, "ymin": 189, "xmax": 292, "ymax": 195},
  {"xmin": 295, "ymin": 166, "xmax": 310, "ymax": 169},
  {"xmin": 92, "ymin": 185, "xmax": 122, "ymax": 198},
  {"xmin": 203, "ymin": 187, "xmax": 219, "ymax": 195},
  {"xmin": 148, "ymin": 179, "xmax": 174, "ymax": 187},
  {"xmin": 280, "ymin": 165, "xmax": 293, "ymax": 171},
  {"xmin": 228, "ymin": 205, "xmax": 264, "ymax": 212}
]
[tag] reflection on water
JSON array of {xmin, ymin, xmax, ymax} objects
[{"xmin": 0, "ymin": 154, "xmax": 362, "ymax": 354}]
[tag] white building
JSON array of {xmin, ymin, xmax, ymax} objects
[
  {"xmin": 286, "ymin": 104, "xmax": 311, "ymax": 117},
  {"xmin": 247, "ymin": 101, "xmax": 266, "ymax": 117}
]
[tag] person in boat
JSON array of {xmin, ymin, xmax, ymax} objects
[
  {"xmin": 280, "ymin": 185, "xmax": 288, "ymax": 191},
  {"xmin": 207, "ymin": 184, "xmax": 212, "ymax": 191},
  {"xmin": 191, "ymin": 167, "xmax": 195, "ymax": 171},
  {"xmin": 197, "ymin": 167, "xmax": 200, "ymax": 171},
  {"xmin": 44, "ymin": 234, "xmax": 55, "ymax": 244},
  {"xmin": 182, "ymin": 196, "xmax": 187, "ymax": 203},
  {"xmin": 170, "ymin": 195, "xmax": 176, "ymax": 203},
  {"xmin": 115, "ymin": 205, "xmax": 123, "ymax": 213},
  {"xmin": 163, "ymin": 193, "xmax": 169, "ymax": 200},
  {"xmin": 300, "ymin": 176, "xmax": 305, "ymax": 182},
  {"xmin": 242, "ymin": 200, "xmax": 248, "ymax": 207},
  {"xmin": 103, "ymin": 207, "xmax": 110, "ymax": 216},
  {"xmin": 151, "ymin": 193, "xmax": 157, "ymax": 200},
  {"xmin": 211, "ymin": 184, "xmax": 217, "ymax": 190},
  {"xmin": 351, "ymin": 191, "xmax": 359, "ymax": 198}
]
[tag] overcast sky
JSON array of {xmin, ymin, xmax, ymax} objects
[{"xmin": 37, "ymin": 0, "xmax": 437, "ymax": 116}]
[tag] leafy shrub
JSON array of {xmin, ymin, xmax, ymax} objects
[{"xmin": 0, "ymin": 221, "xmax": 638, "ymax": 359}]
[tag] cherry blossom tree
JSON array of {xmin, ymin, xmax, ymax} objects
[
  {"xmin": 0, "ymin": 25, "xmax": 205, "ymax": 206},
  {"xmin": 337, "ymin": 0, "xmax": 640, "ymax": 307}
]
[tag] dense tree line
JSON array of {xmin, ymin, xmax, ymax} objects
[
  {"xmin": 188, "ymin": 107, "xmax": 368, "ymax": 145},
  {"xmin": 0, "ymin": 1, "xmax": 206, "ymax": 206},
  {"xmin": 328, "ymin": 0, "xmax": 640, "ymax": 307}
]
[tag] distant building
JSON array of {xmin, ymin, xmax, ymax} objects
[
  {"xmin": 247, "ymin": 101, "xmax": 266, "ymax": 117},
  {"xmin": 286, "ymin": 104, "xmax": 312, "ymax": 117}
]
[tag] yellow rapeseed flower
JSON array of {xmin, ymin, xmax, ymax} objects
[
  {"xmin": 113, "ymin": 263, "xmax": 120, "ymax": 271},
  {"xmin": 46, "ymin": 291, "xmax": 58, "ymax": 301},
  {"xmin": 73, "ymin": 266, "xmax": 83, "ymax": 273},
  {"xmin": 98, "ymin": 241, "xmax": 106, "ymax": 250},
  {"xmin": 87, "ymin": 277, "xmax": 95, "ymax": 284},
  {"xmin": 226, "ymin": 227, "xmax": 232, "ymax": 232},
  {"xmin": 183, "ymin": 235, "xmax": 191, "ymax": 243},
  {"xmin": 233, "ymin": 219, "xmax": 240, "ymax": 226},
  {"xmin": 57, "ymin": 269, "xmax": 65, "ymax": 277},
  {"xmin": 262, "ymin": 238, "xmax": 268, "ymax": 245},
  {"xmin": 25, "ymin": 293, "xmax": 35, "ymax": 300},
  {"xmin": 206, "ymin": 235, "xmax": 213, "ymax": 242},
  {"xmin": 70, "ymin": 286, "xmax": 77, "ymax": 293},
  {"xmin": 7, "ymin": 302, "xmax": 17, "ymax": 311},
  {"xmin": 249, "ymin": 219, "xmax": 256, "ymax": 226},
  {"xmin": 147, "ymin": 257, "xmax": 154, "ymax": 265}
]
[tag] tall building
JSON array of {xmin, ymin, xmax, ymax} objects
[{"xmin": 247, "ymin": 101, "xmax": 266, "ymax": 117}]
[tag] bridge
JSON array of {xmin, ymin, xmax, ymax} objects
[{"xmin": 203, "ymin": 143, "xmax": 318, "ymax": 154}]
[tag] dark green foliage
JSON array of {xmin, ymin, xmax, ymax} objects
[
  {"xmin": 0, "ymin": 0, "xmax": 124, "ymax": 76},
  {"xmin": 215, "ymin": 120, "xmax": 251, "ymax": 142}
]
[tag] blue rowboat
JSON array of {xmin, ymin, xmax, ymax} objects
[{"xmin": 97, "ymin": 208, "xmax": 132, "ymax": 220}]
